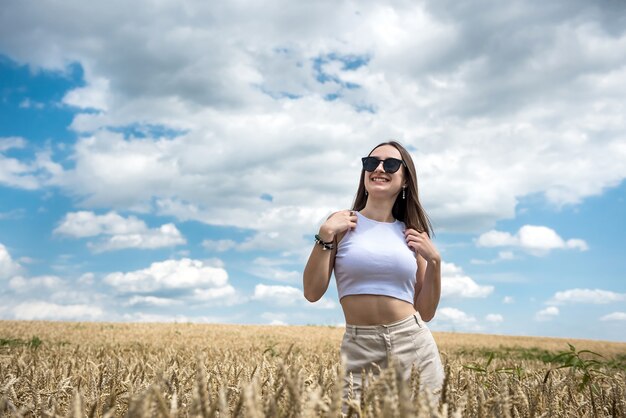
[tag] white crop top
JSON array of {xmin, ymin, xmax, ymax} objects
[{"xmin": 334, "ymin": 211, "xmax": 417, "ymax": 304}]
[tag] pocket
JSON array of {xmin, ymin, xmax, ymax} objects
[
  {"xmin": 341, "ymin": 333, "xmax": 385, "ymax": 374},
  {"xmin": 410, "ymin": 325, "xmax": 435, "ymax": 351},
  {"xmin": 413, "ymin": 311, "xmax": 424, "ymax": 326}
]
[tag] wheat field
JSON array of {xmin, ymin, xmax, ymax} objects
[{"xmin": 0, "ymin": 320, "xmax": 624, "ymax": 417}]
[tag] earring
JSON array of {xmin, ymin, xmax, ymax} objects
[
  {"xmin": 365, "ymin": 190, "xmax": 368, "ymax": 196},
  {"xmin": 402, "ymin": 187, "xmax": 406, "ymax": 199}
]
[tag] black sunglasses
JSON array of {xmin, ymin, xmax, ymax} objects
[{"xmin": 361, "ymin": 156, "xmax": 405, "ymax": 173}]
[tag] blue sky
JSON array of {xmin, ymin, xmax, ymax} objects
[{"xmin": 1, "ymin": 0, "xmax": 625, "ymax": 341}]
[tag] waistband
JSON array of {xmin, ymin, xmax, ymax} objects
[{"xmin": 345, "ymin": 312, "xmax": 422, "ymax": 336}]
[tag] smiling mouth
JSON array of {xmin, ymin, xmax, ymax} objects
[{"xmin": 370, "ymin": 176, "xmax": 390, "ymax": 183}]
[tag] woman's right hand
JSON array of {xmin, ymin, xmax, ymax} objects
[{"xmin": 318, "ymin": 210, "xmax": 358, "ymax": 242}]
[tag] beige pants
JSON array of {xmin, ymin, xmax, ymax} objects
[{"xmin": 340, "ymin": 311, "xmax": 444, "ymax": 412}]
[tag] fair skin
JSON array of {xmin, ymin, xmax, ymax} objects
[{"xmin": 303, "ymin": 145, "xmax": 442, "ymax": 325}]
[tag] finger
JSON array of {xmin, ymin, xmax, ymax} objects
[
  {"xmin": 407, "ymin": 227, "xmax": 424, "ymax": 235},
  {"xmin": 410, "ymin": 225, "xmax": 424, "ymax": 234},
  {"xmin": 405, "ymin": 237, "xmax": 419, "ymax": 246},
  {"xmin": 408, "ymin": 239, "xmax": 420, "ymax": 248},
  {"xmin": 408, "ymin": 240, "xmax": 424, "ymax": 251}
]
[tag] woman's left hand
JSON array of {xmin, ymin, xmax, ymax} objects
[{"xmin": 404, "ymin": 228, "xmax": 440, "ymax": 262}]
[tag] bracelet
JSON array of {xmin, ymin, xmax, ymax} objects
[{"xmin": 314, "ymin": 234, "xmax": 335, "ymax": 251}]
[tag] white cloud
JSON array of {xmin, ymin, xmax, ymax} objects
[
  {"xmin": 485, "ymin": 313, "xmax": 504, "ymax": 323},
  {"xmin": 0, "ymin": 209, "xmax": 26, "ymax": 220},
  {"xmin": 63, "ymin": 77, "xmax": 110, "ymax": 111},
  {"xmin": 441, "ymin": 262, "xmax": 494, "ymax": 298},
  {"xmin": 54, "ymin": 211, "xmax": 157, "ymax": 237},
  {"xmin": 498, "ymin": 251, "xmax": 515, "ymax": 260},
  {"xmin": 434, "ymin": 307, "xmax": 481, "ymax": 331},
  {"xmin": 191, "ymin": 286, "xmax": 238, "ymax": 302},
  {"xmin": 600, "ymin": 312, "xmax": 626, "ymax": 321},
  {"xmin": 0, "ymin": 243, "xmax": 22, "ymax": 279},
  {"xmin": 126, "ymin": 295, "xmax": 181, "ymax": 307},
  {"xmin": 104, "ymin": 258, "xmax": 229, "ymax": 293},
  {"xmin": 535, "ymin": 306, "xmax": 559, "ymax": 321},
  {"xmin": 121, "ymin": 312, "xmax": 222, "ymax": 323},
  {"xmin": 0, "ymin": 245, "xmax": 107, "ymax": 311},
  {"xmin": 310, "ymin": 298, "xmax": 337, "ymax": 310},
  {"xmin": 0, "ymin": 138, "xmax": 59, "ymax": 190},
  {"xmin": 502, "ymin": 296, "xmax": 514, "ymax": 304},
  {"xmin": 252, "ymin": 284, "xmax": 336, "ymax": 309},
  {"xmin": 157, "ymin": 200, "xmax": 335, "ymax": 258},
  {"xmin": 548, "ymin": 288, "xmax": 626, "ymax": 305},
  {"xmin": 443, "ymin": 276, "xmax": 494, "ymax": 298},
  {"xmin": 476, "ymin": 230, "xmax": 518, "ymax": 247},
  {"xmin": 19, "ymin": 98, "xmax": 44, "ymax": 109},
  {"xmin": 437, "ymin": 307, "xmax": 476, "ymax": 324},
  {"xmin": 471, "ymin": 250, "xmax": 516, "ymax": 265},
  {"xmin": 88, "ymin": 224, "xmax": 185, "ymax": 252},
  {"xmin": 48, "ymin": 289, "xmax": 108, "ymax": 305},
  {"xmin": 13, "ymin": 301, "xmax": 103, "ymax": 320},
  {"xmin": 252, "ymin": 284, "xmax": 302, "ymax": 305},
  {"xmin": 202, "ymin": 257, "xmax": 226, "ymax": 268},
  {"xmin": 563, "ymin": 239, "xmax": 589, "ymax": 251},
  {"xmin": 54, "ymin": 211, "xmax": 186, "ymax": 252},
  {"xmin": 260, "ymin": 312, "xmax": 291, "ymax": 325},
  {"xmin": 78, "ymin": 272, "xmax": 95, "ymax": 285},
  {"xmin": 9, "ymin": 275, "xmax": 64, "ymax": 292},
  {"xmin": 103, "ymin": 258, "xmax": 242, "ymax": 308},
  {"xmin": 0, "ymin": 137, "xmax": 26, "ymax": 152},
  {"xmin": 516, "ymin": 226, "xmax": 589, "ymax": 253},
  {"xmin": 202, "ymin": 239, "xmax": 237, "ymax": 252},
  {"xmin": 0, "ymin": 1, "xmax": 624, "ymax": 250},
  {"xmin": 476, "ymin": 225, "xmax": 588, "ymax": 256},
  {"xmin": 249, "ymin": 257, "xmax": 301, "ymax": 283}
]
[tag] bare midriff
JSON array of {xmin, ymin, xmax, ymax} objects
[{"xmin": 340, "ymin": 294, "xmax": 417, "ymax": 325}]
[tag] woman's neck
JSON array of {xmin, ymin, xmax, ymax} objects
[{"xmin": 360, "ymin": 199, "xmax": 395, "ymax": 223}]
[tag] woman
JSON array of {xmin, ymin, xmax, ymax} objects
[{"xmin": 303, "ymin": 140, "xmax": 444, "ymax": 410}]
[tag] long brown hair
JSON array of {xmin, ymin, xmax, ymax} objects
[{"xmin": 352, "ymin": 140, "xmax": 434, "ymax": 237}]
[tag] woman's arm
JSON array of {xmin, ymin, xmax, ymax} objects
[
  {"xmin": 413, "ymin": 253, "xmax": 441, "ymax": 321},
  {"xmin": 405, "ymin": 228, "xmax": 442, "ymax": 321},
  {"xmin": 303, "ymin": 227, "xmax": 336, "ymax": 302},
  {"xmin": 303, "ymin": 210, "xmax": 356, "ymax": 302}
]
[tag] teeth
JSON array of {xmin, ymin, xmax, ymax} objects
[{"xmin": 372, "ymin": 178, "xmax": 388, "ymax": 182}]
